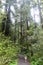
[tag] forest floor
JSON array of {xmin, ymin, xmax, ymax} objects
[
  {"xmin": 18, "ymin": 58, "xmax": 31, "ymax": 65},
  {"xmin": 18, "ymin": 54, "xmax": 31, "ymax": 65}
]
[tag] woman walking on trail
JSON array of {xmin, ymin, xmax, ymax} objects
[{"xmin": 24, "ymin": 55, "xmax": 27, "ymax": 62}]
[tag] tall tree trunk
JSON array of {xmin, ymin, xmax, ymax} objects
[
  {"xmin": 37, "ymin": 0, "xmax": 42, "ymax": 23},
  {"xmin": 5, "ymin": 5, "xmax": 11, "ymax": 36}
]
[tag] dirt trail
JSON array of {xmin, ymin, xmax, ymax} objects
[{"xmin": 18, "ymin": 54, "xmax": 31, "ymax": 65}]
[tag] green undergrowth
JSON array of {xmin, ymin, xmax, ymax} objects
[
  {"xmin": 0, "ymin": 32, "xmax": 19, "ymax": 65},
  {"xmin": 31, "ymin": 43, "xmax": 43, "ymax": 65},
  {"xmin": 9, "ymin": 59, "xmax": 18, "ymax": 65}
]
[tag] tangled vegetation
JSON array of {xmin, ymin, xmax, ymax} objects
[{"xmin": 0, "ymin": 0, "xmax": 43, "ymax": 65}]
